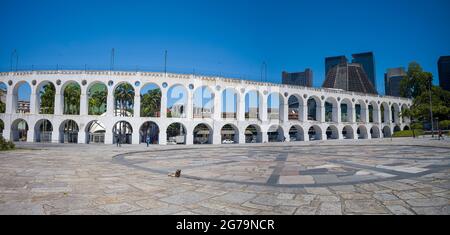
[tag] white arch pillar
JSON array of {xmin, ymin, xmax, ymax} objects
[
  {"xmin": 30, "ymin": 91, "xmax": 37, "ymax": 114},
  {"xmin": 319, "ymin": 102, "xmax": 325, "ymax": 123},
  {"xmin": 80, "ymin": 89, "xmax": 88, "ymax": 116},
  {"xmin": 134, "ymin": 95, "xmax": 140, "ymax": 118},
  {"xmin": 261, "ymin": 94, "xmax": 268, "ymax": 122},
  {"xmin": 5, "ymin": 92, "xmax": 13, "ymax": 114},
  {"xmin": 213, "ymin": 92, "xmax": 221, "ymax": 120},
  {"xmin": 54, "ymin": 92, "xmax": 62, "ymax": 115},
  {"xmin": 106, "ymin": 87, "xmax": 114, "ymax": 117}
]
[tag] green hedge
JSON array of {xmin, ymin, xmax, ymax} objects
[
  {"xmin": 0, "ymin": 136, "xmax": 15, "ymax": 150},
  {"xmin": 392, "ymin": 129, "xmax": 424, "ymax": 137}
]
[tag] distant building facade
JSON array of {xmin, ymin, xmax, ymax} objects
[
  {"xmin": 322, "ymin": 62, "xmax": 378, "ymax": 94},
  {"xmin": 384, "ymin": 67, "xmax": 406, "ymax": 97},
  {"xmin": 352, "ymin": 52, "xmax": 376, "ymax": 89},
  {"xmin": 438, "ymin": 56, "xmax": 450, "ymax": 92},
  {"xmin": 325, "ymin": 56, "xmax": 347, "ymax": 78},
  {"xmin": 282, "ymin": 69, "xmax": 313, "ymax": 87}
]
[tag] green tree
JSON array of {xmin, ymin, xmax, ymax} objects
[
  {"xmin": 39, "ymin": 83, "xmax": 55, "ymax": 114},
  {"xmin": 114, "ymin": 83, "xmax": 134, "ymax": 117},
  {"xmin": 64, "ymin": 83, "xmax": 81, "ymax": 115},
  {"xmin": 140, "ymin": 88, "xmax": 161, "ymax": 117},
  {"xmin": 89, "ymin": 90, "xmax": 107, "ymax": 115},
  {"xmin": 400, "ymin": 62, "xmax": 433, "ymax": 98},
  {"xmin": 0, "ymin": 88, "xmax": 5, "ymax": 113}
]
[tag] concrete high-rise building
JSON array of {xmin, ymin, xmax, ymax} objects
[
  {"xmin": 438, "ymin": 56, "xmax": 450, "ymax": 92},
  {"xmin": 282, "ymin": 69, "xmax": 313, "ymax": 87},
  {"xmin": 384, "ymin": 68, "xmax": 406, "ymax": 97},
  {"xmin": 325, "ymin": 56, "xmax": 347, "ymax": 78},
  {"xmin": 322, "ymin": 62, "xmax": 378, "ymax": 94},
  {"xmin": 352, "ymin": 52, "xmax": 376, "ymax": 89}
]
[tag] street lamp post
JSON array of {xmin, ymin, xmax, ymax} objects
[{"xmin": 428, "ymin": 78, "xmax": 434, "ymax": 138}]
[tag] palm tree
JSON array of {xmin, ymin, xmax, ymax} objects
[
  {"xmin": 114, "ymin": 83, "xmax": 134, "ymax": 117},
  {"xmin": 64, "ymin": 83, "xmax": 81, "ymax": 115},
  {"xmin": 89, "ymin": 89, "xmax": 107, "ymax": 115},
  {"xmin": 0, "ymin": 87, "xmax": 6, "ymax": 113},
  {"xmin": 141, "ymin": 88, "xmax": 161, "ymax": 117},
  {"xmin": 39, "ymin": 83, "xmax": 55, "ymax": 114}
]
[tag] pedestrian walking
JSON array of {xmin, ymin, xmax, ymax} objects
[{"xmin": 146, "ymin": 135, "xmax": 151, "ymax": 147}]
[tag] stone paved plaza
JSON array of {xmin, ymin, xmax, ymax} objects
[{"xmin": 0, "ymin": 138, "xmax": 449, "ymax": 215}]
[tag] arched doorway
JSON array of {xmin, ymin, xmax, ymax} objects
[
  {"xmin": 370, "ymin": 126, "xmax": 380, "ymax": 138},
  {"xmin": 326, "ymin": 125, "xmax": 339, "ymax": 139},
  {"xmin": 193, "ymin": 123, "xmax": 213, "ymax": 144},
  {"xmin": 267, "ymin": 125, "xmax": 284, "ymax": 142},
  {"xmin": 403, "ymin": 126, "xmax": 410, "ymax": 131},
  {"xmin": 35, "ymin": 119, "xmax": 53, "ymax": 142},
  {"xmin": 11, "ymin": 119, "xmax": 28, "ymax": 141},
  {"xmin": 289, "ymin": 125, "xmax": 304, "ymax": 141},
  {"xmin": 221, "ymin": 124, "xmax": 238, "ymax": 144},
  {"xmin": 394, "ymin": 126, "xmax": 401, "ymax": 133},
  {"xmin": 383, "ymin": 126, "xmax": 392, "ymax": 138},
  {"xmin": 140, "ymin": 122, "xmax": 159, "ymax": 144},
  {"xmin": 245, "ymin": 125, "xmax": 262, "ymax": 143},
  {"xmin": 113, "ymin": 121, "xmax": 133, "ymax": 144},
  {"xmin": 167, "ymin": 123, "xmax": 186, "ymax": 144},
  {"xmin": 342, "ymin": 125, "xmax": 354, "ymax": 139},
  {"xmin": 357, "ymin": 126, "xmax": 368, "ymax": 139},
  {"xmin": 308, "ymin": 125, "xmax": 322, "ymax": 141},
  {"xmin": 60, "ymin": 120, "xmax": 79, "ymax": 143},
  {"xmin": 85, "ymin": 120, "xmax": 105, "ymax": 144}
]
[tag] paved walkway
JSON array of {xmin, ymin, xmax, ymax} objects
[{"xmin": 0, "ymin": 138, "xmax": 449, "ymax": 215}]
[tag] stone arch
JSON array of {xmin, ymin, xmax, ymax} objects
[
  {"xmin": 267, "ymin": 124, "xmax": 284, "ymax": 142},
  {"xmin": 391, "ymin": 103, "xmax": 400, "ymax": 124},
  {"xmin": 326, "ymin": 125, "xmax": 339, "ymax": 139},
  {"xmin": 193, "ymin": 86, "xmax": 214, "ymax": 118},
  {"xmin": 112, "ymin": 121, "xmax": 133, "ymax": 144},
  {"xmin": 87, "ymin": 81, "xmax": 108, "ymax": 116},
  {"xmin": 114, "ymin": 82, "xmax": 135, "ymax": 117},
  {"xmin": 289, "ymin": 125, "xmax": 304, "ymax": 141},
  {"xmin": 166, "ymin": 122, "xmax": 187, "ymax": 144},
  {"xmin": 325, "ymin": 97, "xmax": 338, "ymax": 122},
  {"xmin": 308, "ymin": 125, "xmax": 322, "ymax": 141},
  {"xmin": 221, "ymin": 124, "xmax": 239, "ymax": 144},
  {"xmin": 267, "ymin": 92, "xmax": 284, "ymax": 120},
  {"xmin": 11, "ymin": 118, "xmax": 28, "ymax": 141},
  {"xmin": 140, "ymin": 121, "xmax": 159, "ymax": 144},
  {"xmin": 370, "ymin": 126, "xmax": 381, "ymax": 138},
  {"xmin": 59, "ymin": 119, "xmax": 79, "ymax": 143},
  {"xmin": 288, "ymin": 94, "xmax": 304, "ymax": 121},
  {"xmin": 140, "ymin": 83, "xmax": 161, "ymax": 117},
  {"xmin": 245, "ymin": 90, "xmax": 262, "ymax": 120},
  {"xmin": 340, "ymin": 98, "xmax": 353, "ymax": 122},
  {"xmin": 0, "ymin": 82, "xmax": 6, "ymax": 113},
  {"xmin": 383, "ymin": 126, "xmax": 392, "ymax": 137},
  {"xmin": 193, "ymin": 123, "xmax": 213, "ymax": 144},
  {"xmin": 34, "ymin": 119, "xmax": 53, "ymax": 142},
  {"xmin": 221, "ymin": 88, "xmax": 239, "ymax": 119},
  {"xmin": 381, "ymin": 102, "xmax": 390, "ymax": 123},
  {"xmin": 394, "ymin": 125, "xmax": 401, "ymax": 132},
  {"xmin": 35, "ymin": 81, "xmax": 55, "ymax": 114},
  {"xmin": 307, "ymin": 95, "xmax": 321, "ymax": 121},
  {"xmin": 368, "ymin": 101, "xmax": 379, "ymax": 123},
  {"xmin": 12, "ymin": 81, "xmax": 31, "ymax": 114},
  {"xmin": 355, "ymin": 99, "xmax": 367, "ymax": 123},
  {"xmin": 85, "ymin": 120, "xmax": 106, "ymax": 144},
  {"xmin": 167, "ymin": 84, "xmax": 188, "ymax": 118},
  {"xmin": 342, "ymin": 125, "xmax": 354, "ymax": 139},
  {"xmin": 245, "ymin": 124, "xmax": 262, "ymax": 143},
  {"xmin": 401, "ymin": 104, "xmax": 410, "ymax": 123},
  {"xmin": 357, "ymin": 125, "xmax": 368, "ymax": 139},
  {"xmin": 403, "ymin": 125, "xmax": 410, "ymax": 131}
]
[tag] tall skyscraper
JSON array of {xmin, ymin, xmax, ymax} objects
[
  {"xmin": 352, "ymin": 52, "xmax": 376, "ymax": 89},
  {"xmin": 325, "ymin": 56, "xmax": 347, "ymax": 78},
  {"xmin": 322, "ymin": 62, "xmax": 378, "ymax": 94},
  {"xmin": 282, "ymin": 69, "xmax": 313, "ymax": 87},
  {"xmin": 384, "ymin": 67, "xmax": 406, "ymax": 97},
  {"xmin": 438, "ymin": 56, "xmax": 450, "ymax": 92}
]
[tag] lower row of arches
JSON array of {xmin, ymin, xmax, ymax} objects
[{"xmin": 1, "ymin": 118, "xmax": 407, "ymax": 144}]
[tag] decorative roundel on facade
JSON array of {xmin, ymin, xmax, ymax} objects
[
  {"xmin": 240, "ymin": 88, "xmax": 245, "ymax": 93},
  {"xmin": 32, "ymin": 80, "xmax": 37, "ymax": 86},
  {"xmin": 162, "ymin": 82, "xmax": 168, "ymax": 88},
  {"xmin": 303, "ymin": 94, "xmax": 307, "ymax": 99},
  {"xmin": 263, "ymin": 91, "xmax": 268, "ymax": 95},
  {"xmin": 321, "ymin": 95, "xmax": 325, "ymax": 100},
  {"xmin": 82, "ymin": 80, "xmax": 87, "ymax": 86},
  {"xmin": 284, "ymin": 92, "xmax": 289, "ymax": 97},
  {"xmin": 108, "ymin": 80, "xmax": 114, "ymax": 87},
  {"xmin": 56, "ymin": 80, "xmax": 61, "ymax": 86},
  {"xmin": 134, "ymin": 81, "xmax": 141, "ymax": 87},
  {"xmin": 189, "ymin": 84, "xmax": 194, "ymax": 90},
  {"xmin": 337, "ymin": 97, "xmax": 341, "ymax": 101},
  {"xmin": 8, "ymin": 80, "xmax": 13, "ymax": 86},
  {"xmin": 216, "ymin": 85, "xmax": 221, "ymax": 91}
]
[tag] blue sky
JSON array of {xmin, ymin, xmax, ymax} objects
[{"xmin": 1, "ymin": 0, "xmax": 450, "ymax": 97}]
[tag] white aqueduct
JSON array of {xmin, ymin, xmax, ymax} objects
[{"xmin": 0, "ymin": 70, "xmax": 412, "ymax": 145}]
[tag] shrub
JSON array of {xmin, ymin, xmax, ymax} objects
[
  {"xmin": 0, "ymin": 136, "xmax": 15, "ymax": 150},
  {"xmin": 393, "ymin": 129, "xmax": 424, "ymax": 137},
  {"xmin": 439, "ymin": 120, "xmax": 450, "ymax": 130}
]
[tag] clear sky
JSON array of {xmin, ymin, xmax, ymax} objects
[{"xmin": 1, "ymin": 0, "xmax": 449, "ymax": 96}]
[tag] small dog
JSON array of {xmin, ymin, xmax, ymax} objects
[{"xmin": 168, "ymin": 169, "xmax": 181, "ymax": 178}]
